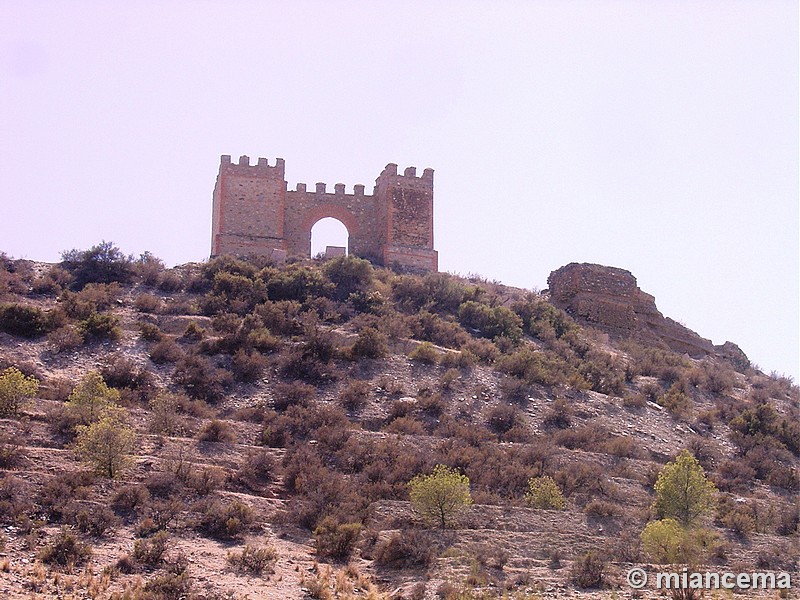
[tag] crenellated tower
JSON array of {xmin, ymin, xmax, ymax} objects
[{"xmin": 211, "ymin": 155, "xmax": 438, "ymax": 272}]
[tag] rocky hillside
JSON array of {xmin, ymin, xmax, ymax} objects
[{"xmin": 0, "ymin": 246, "xmax": 797, "ymax": 599}]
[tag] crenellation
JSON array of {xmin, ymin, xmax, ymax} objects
[{"xmin": 211, "ymin": 154, "xmax": 437, "ymax": 272}]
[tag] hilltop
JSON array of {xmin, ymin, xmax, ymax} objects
[{"xmin": 0, "ymin": 245, "xmax": 797, "ymax": 599}]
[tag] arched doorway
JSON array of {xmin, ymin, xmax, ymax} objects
[{"xmin": 310, "ymin": 217, "xmax": 349, "ymax": 258}]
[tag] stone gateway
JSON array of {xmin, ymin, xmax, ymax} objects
[{"xmin": 211, "ymin": 155, "xmax": 438, "ymax": 272}]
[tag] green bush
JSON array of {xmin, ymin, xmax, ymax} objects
[
  {"xmin": 409, "ymin": 341, "xmax": 439, "ymax": 365},
  {"xmin": 323, "ymin": 255, "xmax": 373, "ymax": 301},
  {"xmin": 525, "ymin": 476, "xmax": 565, "ymax": 510},
  {"xmin": 409, "ymin": 464, "xmax": 472, "ymax": 529},
  {"xmin": 457, "ymin": 301, "xmax": 523, "ymax": 342},
  {"xmin": 350, "ymin": 327, "xmax": 388, "ymax": 359},
  {"xmin": 60, "ymin": 240, "xmax": 135, "ymax": 289},
  {"xmin": 79, "ymin": 312, "xmax": 121, "ymax": 341},
  {"xmin": 0, "ymin": 303, "xmax": 56, "ymax": 338},
  {"xmin": 0, "ymin": 366, "xmax": 38, "ymax": 417}
]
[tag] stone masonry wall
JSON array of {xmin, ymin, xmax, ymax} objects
[{"xmin": 211, "ymin": 155, "xmax": 437, "ymax": 272}]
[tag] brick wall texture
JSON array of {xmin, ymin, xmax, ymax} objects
[{"xmin": 211, "ymin": 155, "xmax": 437, "ymax": 272}]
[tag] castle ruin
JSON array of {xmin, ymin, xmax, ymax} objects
[{"xmin": 211, "ymin": 155, "xmax": 438, "ymax": 272}]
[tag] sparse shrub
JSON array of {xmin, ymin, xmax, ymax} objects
[
  {"xmin": 237, "ymin": 449, "xmax": 275, "ymax": 491},
  {"xmin": 132, "ymin": 530, "xmax": 169, "ymax": 568},
  {"xmin": 60, "ymin": 282, "xmax": 121, "ymax": 319},
  {"xmin": 486, "ymin": 403, "xmax": 520, "ymax": 435},
  {"xmin": 185, "ymin": 466, "xmax": 226, "ymax": 496},
  {"xmin": 339, "ymin": 380, "xmax": 370, "ymax": 411},
  {"xmin": 38, "ymin": 527, "xmax": 91, "ymax": 567},
  {"xmin": 138, "ymin": 320, "xmax": 164, "ymax": 342},
  {"xmin": 135, "ymin": 251, "xmax": 165, "ymax": 286},
  {"xmin": 542, "ymin": 398, "xmax": 572, "ymax": 430},
  {"xmin": 173, "ymin": 354, "xmax": 232, "ymax": 403},
  {"xmin": 231, "ymin": 348, "xmax": 268, "ymax": 382},
  {"xmin": 196, "ymin": 419, "xmax": 237, "ymax": 444},
  {"xmin": 272, "ymin": 380, "xmax": 316, "ymax": 411},
  {"xmin": 313, "ymin": 516, "xmax": 362, "ymax": 560},
  {"xmin": 101, "ymin": 354, "xmax": 156, "ymax": 402},
  {"xmin": 195, "ymin": 498, "xmax": 253, "ymax": 540},
  {"xmin": 350, "ymin": 327, "xmax": 388, "ymax": 359},
  {"xmin": 134, "ymin": 294, "xmax": 162, "ymax": 313},
  {"xmin": 0, "ymin": 432, "xmax": 25, "ymax": 468},
  {"xmin": 39, "ymin": 470, "xmax": 94, "ymax": 522},
  {"xmin": 111, "ymin": 484, "xmax": 150, "ymax": 516},
  {"xmin": 75, "ymin": 406, "xmax": 136, "ymax": 478},
  {"xmin": 145, "ymin": 472, "xmax": 183, "ymax": 499},
  {"xmin": 0, "ymin": 366, "xmax": 38, "ymax": 417},
  {"xmin": 149, "ymin": 338, "xmax": 183, "ymax": 364},
  {"xmin": 570, "ymin": 550, "xmax": 605, "ymax": 588},
  {"xmin": 227, "ymin": 543, "xmax": 277, "ymax": 576},
  {"xmin": 584, "ymin": 499, "xmax": 619, "ymax": 517},
  {"xmin": 324, "ymin": 255, "xmax": 373, "ymax": 300},
  {"xmin": 525, "ymin": 475, "xmax": 565, "ymax": 510},
  {"xmin": 71, "ymin": 503, "xmax": 117, "ymax": 537},
  {"xmin": 47, "ymin": 325, "xmax": 84, "ymax": 352},
  {"xmin": 385, "ymin": 415, "xmax": 427, "ymax": 435},
  {"xmin": 409, "ymin": 341, "xmax": 439, "ymax": 364},
  {"xmin": 372, "ymin": 530, "xmax": 439, "ymax": 568},
  {"xmin": 409, "ymin": 464, "xmax": 472, "ymax": 529},
  {"xmin": 182, "ymin": 320, "xmax": 206, "ymax": 341},
  {"xmin": 148, "ymin": 392, "xmax": 184, "ymax": 435},
  {"xmin": 142, "ymin": 570, "xmax": 193, "ymax": 598},
  {"xmin": 440, "ymin": 368, "xmax": 460, "ymax": 390}
]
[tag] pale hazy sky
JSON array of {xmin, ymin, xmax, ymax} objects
[{"xmin": 2, "ymin": 1, "xmax": 797, "ymax": 380}]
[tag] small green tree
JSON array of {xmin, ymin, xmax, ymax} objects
[
  {"xmin": 75, "ymin": 406, "xmax": 136, "ymax": 478},
  {"xmin": 641, "ymin": 518, "xmax": 721, "ymax": 567},
  {"xmin": 0, "ymin": 367, "xmax": 39, "ymax": 417},
  {"xmin": 653, "ymin": 450, "xmax": 717, "ymax": 525},
  {"xmin": 66, "ymin": 371, "xmax": 120, "ymax": 425},
  {"xmin": 640, "ymin": 518, "xmax": 691, "ymax": 564},
  {"xmin": 408, "ymin": 464, "xmax": 472, "ymax": 529},
  {"xmin": 525, "ymin": 475, "xmax": 566, "ymax": 510}
]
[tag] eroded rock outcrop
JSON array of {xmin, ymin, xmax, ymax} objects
[{"xmin": 547, "ymin": 263, "xmax": 717, "ymax": 358}]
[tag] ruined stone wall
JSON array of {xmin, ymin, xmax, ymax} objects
[
  {"xmin": 283, "ymin": 184, "xmax": 384, "ymax": 260},
  {"xmin": 211, "ymin": 155, "xmax": 437, "ymax": 272},
  {"xmin": 211, "ymin": 155, "xmax": 286, "ymax": 256},
  {"xmin": 548, "ymin": 263, "xmax": 715, "ymax": 357}
]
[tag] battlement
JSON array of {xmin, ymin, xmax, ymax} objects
[
  {"xmin": 219, "ymin": 154, "xmax": 285, "ymax": 178},
  {"xmin": 377, "ymin": 163, "xmax": 434, "ymax": 189},
  {"xmin": 292, "ymin": 182, "xmax": 371, "ymax": 196}
]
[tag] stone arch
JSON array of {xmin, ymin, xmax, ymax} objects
[{"xmin": 300, "ymin": 203, "xmax": 360, "ymax": 237}]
